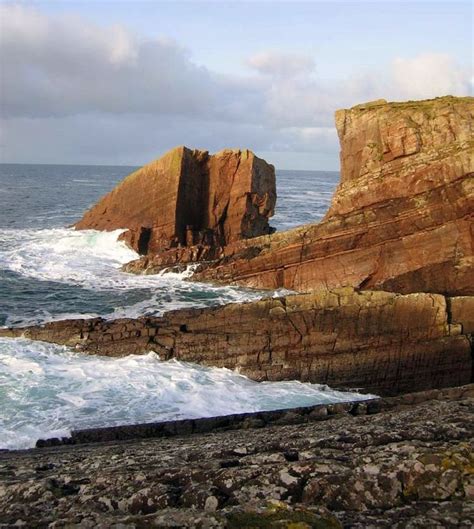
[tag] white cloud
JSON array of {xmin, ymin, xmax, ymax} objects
[
  {"xmin": 0, "ymin": 5, "xmax": 472, "ymax": 169},
  {"xmin": 392, "ymin": 53, "xmax": 471, "ymax": 99},
  {"xmin": 0, "ymin": 5, "xmax": 256, "ymax": 120},
  {"xmin": 247, "ymin": 50, "xmax": 315, "ymax": 78}
]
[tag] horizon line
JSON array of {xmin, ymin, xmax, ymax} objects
[{"xmin": 0, "ymin": 161, "xmax": 340, "ymax": 172}]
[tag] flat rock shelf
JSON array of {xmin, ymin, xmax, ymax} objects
[{"xmin": 1, "ymin": 385, "xmax": 473, "ymax": 528}]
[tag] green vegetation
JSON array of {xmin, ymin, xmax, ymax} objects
[
  {"xmin": 226, "ymin": 502, "xmax": 342, "ymax": 529},
  {"xmin": 348, "ymin": 95, "xmax": 473, "ymax": 113}
]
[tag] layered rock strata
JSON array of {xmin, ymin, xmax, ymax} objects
[
  {"xmin": 1, "ymin": 386, "xmax": 473, "ymax": 528},
  {"xmin": 75, "ymin": 146, "xmax": 276, "ymax": 261},
  {"xmin": 127, "ymin": 97, "xmax": 473, "ymax": 297},
  {"xmin": 2, "ymin": 289, "xmax": 472, "ymax": 395}
]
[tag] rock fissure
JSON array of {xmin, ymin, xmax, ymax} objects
[{"xmin": 75, "ymin": 147, "xmax": 276, "ymax": 265}]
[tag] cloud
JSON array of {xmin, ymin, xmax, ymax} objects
[
  {"xmin": 0, "ymin": 6, "xmax": 213, "ymax": 119},
  {"xmin": 392, "ymin": 53, "xmax": 471, "ymax": 99},
  {"xmin": 0, "ymin": 114, "xmax": 272, "ymax": 165},
  {"xmin": 247, "ymin": 51, "xmax": 315, "ymax": 78},
  {"xmin": 0, "ymin": 5, "xmax": 471, "ymax": 169},
  {"xmin": 0, "ymin": 4, "xmax": 262, "ymax": 122}
]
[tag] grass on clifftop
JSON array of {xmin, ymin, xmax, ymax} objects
[{"xmin": 348, "ymin": 95, "xmax": 473, "ymax": 113}]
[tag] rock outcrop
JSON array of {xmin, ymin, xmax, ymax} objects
[
  {"xmin": 2, "ymin": 289, "xmax": 472, "ymax": 395},
  {"xmin": 75, "ymin": 146, "xmax": 276, "ymax": 260},
  {"xmin": 1, "ymin": 386, "xmax": 473, "ymax": 528},
  {"xmin": 2, "ymin": 97, "xmax": 472, "ymax": 414},
  {"xmin": 147, "ymin": 96, "xmax": 473, "ymax": 297}
]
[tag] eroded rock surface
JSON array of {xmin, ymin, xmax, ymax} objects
[
  {"xmin": 169, "ymin": 96, "xmax": 474, "ymax": 296},
  {"xmin": 75, "ymin": 146, "xmax": 276, "ymax": 261},
  {"xmin": 1, "ymin": 386, "xmax": 473, "ymax": 528},
  {"xmin": 2, "ymin": 289, "xmax": 472, "ymax": 395}
]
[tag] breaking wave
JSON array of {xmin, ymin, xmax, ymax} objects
[
  {"xmin": 0, "ymin": 338, "xmax": 373, "ymax": 450},
  {"xmin": 0, "ymin": 227, "xmax": 274, "ymax": 326}
]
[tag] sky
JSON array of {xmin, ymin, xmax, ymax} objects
[{"xmin": 0, "ymin": 1, "xmax": 472, "ymax": 170}]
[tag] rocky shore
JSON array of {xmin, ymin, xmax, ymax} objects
[
  {"xmin": 2, "ymin": 96, "xmax": 473, "ymax": 527},
  {"xmin": 1, "ymin": 385, "xmax": 473, "ymax": 528},
  {"xmin": 1, "ymin": 289, "xmax": 472, "ymax": 395},
  {"xmin": 4, "ymin": 97, "xmax": 469, "ymax": 397},
  {"xmin": 0, "ymin": 96, "xmax": 474, "ymax": 395}
]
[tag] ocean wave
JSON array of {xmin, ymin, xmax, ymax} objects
[
  {"xmin": 0, "ymin": 338, "xmax": 373, "ymax": 450},
  {"xmin": 0, "ymin": 227, "xmax": 140, "ymax": 288},
  {"xmin": 0, "ymin": 227, "xmax": 281, "ymax": 325},
  {"xmin": 0, "ymin": 228, "xmax": 243, "ymax": 291}
]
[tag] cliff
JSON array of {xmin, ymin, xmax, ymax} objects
[
  {"xmin": 2, "ymin": 289, "xmax": 472, "ymax": 396},
  {"xmin": 75, "ymin": 146, "xmax": 276, "ymax": 259},
  {"xmin": 3, "ymin": 97, "xmax": 473, "ymax": 403},
  {"xmin": 155, "ymin": 96, "xmax": 474, "ymax": 297}
]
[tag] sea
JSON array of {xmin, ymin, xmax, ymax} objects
[{"xmin": 0, "ymin": 164, "xmax": 370, "ymax": 450}]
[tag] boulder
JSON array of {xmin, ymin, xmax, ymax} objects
[
  {"xmin": 75, "ymin": 146, "xmax": 276, "ymax": 257},
  {"xmin": 184, "ymin": 96, "xmax": 474, "ymax": 296}
]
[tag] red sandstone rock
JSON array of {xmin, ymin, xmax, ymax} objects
[
  {"xmin": 7, "ymin": 97, "xmax": 472, "ymax": 398},
  {"xmin": 1, "ymin": 289, "xmax": 471, "ymax": 396},
  {"xmin": 75, "ymin": 146, "xmax": 276, "ymax": 256},
  {"xmin": 169, "ymin": 96, "xmax": 473, "ymax": 297}
]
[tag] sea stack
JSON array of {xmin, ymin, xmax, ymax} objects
[
  {"xmin": 7, "ymin": 95, "xmax": 472, "ymax": 396},
  {"xmin": 74, "ymin": 147, "xmax": 276, "ymax": 262}
]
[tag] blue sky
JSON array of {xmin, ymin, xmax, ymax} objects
[
  {"xmin": 0, "ymin": 1, "xmax": 472, "ymax": 169},
  {"xmin": 38, "ymin": 1, "xmax": 471, "ymax": 75}
]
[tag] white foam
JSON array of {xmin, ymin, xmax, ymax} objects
[
  {"xmin": 4, "ymin": 312, "xmax": 100, "ymax": 328},
  {"xmin": 0, "ymin": 227, "xmax": 275, "ymax": 322},
  {"xmin": 0, "ymin": 227, "xmax": 256, "ymax": 293},
  {"xmin": 0, "ymin": 228, "xmax": 143, "ymax": 289},
  {"xmin": 0, "ymin": 338, "xmax": 374, "ymax": 450}
]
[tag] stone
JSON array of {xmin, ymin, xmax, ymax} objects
[
  {"xmin": 2, "ymin": 289, "xmax": 471, "ymax": 396},
  {"xmin": 74, "ymin": 146, "xmax": 276, "ymax": 262},
  {"xmin": 204, "ymin": 495, "xmax": 219, "ymax": 511},
  {"xmin": 188, "ymin": 96, "xmax": 474, "ymax": 297},
  {"xmin": 0, "ymin": 389, "xmax": 472, "ymax": 528},
  {"xmin": 449, "ymin": 296, "xmax": 474, "ymax": 333}
]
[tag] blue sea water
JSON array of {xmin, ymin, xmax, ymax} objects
[
  {"xmin": 0, "ymin": 164, "xmax": 338, "ymax": 327},
  {"xmin": 0, "ymin": 164, "xmax": 372, "ymax": 450}
]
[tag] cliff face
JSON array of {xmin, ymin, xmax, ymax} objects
[
  {"xmin": 7, "ymin": 97, "xmax": 472, "ymax": 399},
  {"xmin": 180, "ymin": 96, "xmax": 473, "ymax": 296},
  {"xmin": 2, "ymin": 290, "xmax": 471, "ymax": 396},
  {"xmin": 332, "ymin": 97, "xmax": 472, "ymax": 211},
  {"xmin": 75, "ymin": 147, "xmax": 276, "ymax": 257}
]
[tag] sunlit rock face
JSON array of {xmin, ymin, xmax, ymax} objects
[
  {"xmin": 75, "ymin": 146, "xmax": 276, "ymax": 261},
  {"xmin": 191, "ymin": 96, "xmax": 473, "ymax": 297}
]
